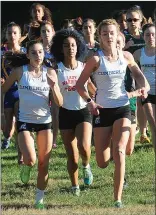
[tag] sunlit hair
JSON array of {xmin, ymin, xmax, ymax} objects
[
  {"xmin": 26, "ymin": 40, "xmax": 43, "ymax": 53},
  {"xmin": 30, "ymin": 3, "xmax": 52, "ymax": 24},
  {"xmin": 97, "ymin": 19, "xmax": 120, "ymax": 36},
  {"xmin": 1, "ymin": 22, "xmax": 22, "ymax": 44},
  {"xmin": 126, "ymin": 6, "xmax": 147, "ymax": 27},
  {"xmin": 142, "ymin": 23, "xmax": 155, "ymax": 35},
  {"xmin": 82, "ymin": 18, "xmax": 96, "ymax": 28},
  {"xmin": 6, "ymin": 22, "xmax": 22, "ymax": 34},
  {"xmin": 51, "ymin": 29, "xmax": 86, "ymax": 62},
  {"xmin": 40, "ymin": 20, "xmax": 55, "ymax": 31}
]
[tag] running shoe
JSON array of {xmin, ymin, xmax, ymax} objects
[
  {"xmin": 83, "ymin": 166, "xmax": 93, "ymax": 186},
  {"xmin": 35, "ymin": 201, "xmax": 45, "ymax": 209},
  {"xmin": 114, "ymin": 201, "xmax": 124, "ymax": 208},
  {"xmin": 1, "ymin": 139, "xmax": 10, "ymax": 149},
  {"xmin": 20, "ymin": 165, "xmax": 32, "ymax": 184},
  {"xmin": 71, "ymin": 187, "xmax": 80, "ymax": 196},
  {"xmin": 140, "ymin": 134, "xmax": 150, "ymax": 144}
]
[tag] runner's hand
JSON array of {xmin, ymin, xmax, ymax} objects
[{"xmin": 87, "ymin": 100, "xmax": 103, "ymax": 116}]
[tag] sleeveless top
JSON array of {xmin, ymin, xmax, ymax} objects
[
  {"xmin": 123, "ymin": 30, "xmax": 145, "ymax": 54},
  {"xmin": 140, "ymin": 48, "xmax": 156, "ymax": 95},
  {"xmin": 18, "ymin": 65, "xmax": 52, "ymax": 123},
  {"xmin": 93, "ymin": 50, "xmax": 129, "ymax": 108},
  {"xmin": 78, "ymin": 41, "xmax": 100, "ymax": 63},
  {"xmin": 57, "ymin": 61, "xmax": 87, "ymax": 110},
  {"xmin": 123, "ymin": 31, "xmax": 144, "ymax": 111}
]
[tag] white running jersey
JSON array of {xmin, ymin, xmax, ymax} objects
[
  {"xmin": 140, "ymin": 48, "xmax": 156, "ymax": 95},
  {"xmin": 18, "ymin": 65, "xmax": 52, "ymax": 123},
  {"xmin": 93, "ymin": 50, "xmax": 129, "ymax": 108},
  {"xmin": 57, "ymin": 61, "xmax": 87, "ymax": 110}
]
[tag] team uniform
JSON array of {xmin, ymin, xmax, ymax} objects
[
  {"xmin": 78, "ymin": 41, "xmax": 100, "ymax": 63},
  {"xmin": 123, "ymin": 29, "xmax": 145, "ymax": 54},
  {"xmin": 1, "ymin": 46, "xmax": 26, "ymax": 109},
  {"xmin": 124, "ymin": 30, "xmax": 145, "ymax": 124},
  {"xmin": 16, "ymin": 65, "xmax": 52, "ymax": 133},
  {"xmin": 92, "ymin": 50, "xmax": 131, "ymax": 127},
  {"xmin": 44, "ymin": 51, "xmax": 55, "ymax": 68},
  {"xmin": 124, "ymin": 70, "xmax": 137, "ymax": 124},
  {"xmin": 140, "ymin": 47, "xmax": 156, "ymax": 105},
  {"xmin": 57, "ymin": 61, "xmax": 92, "ymax": 130}
]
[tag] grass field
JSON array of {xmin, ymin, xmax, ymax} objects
[{"xmin": 1, "ymin": 133, "xmax": 155, "ymax": 215}]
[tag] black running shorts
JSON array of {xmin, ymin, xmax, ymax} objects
[
  {"xmin": 93, "ymin": 105, "xmax": 131, "ymax": 127},
  {"xmin": 59, "ymin": 107, "xmax": 92, "ymax": 130}
]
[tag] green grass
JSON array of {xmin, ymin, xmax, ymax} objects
[{"xmin": 1, "ymin": 133, "xmax": 155, "ymax": 215}]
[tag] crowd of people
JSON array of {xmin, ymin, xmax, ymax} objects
[{"xmin": 1, "ymin": 2, "xmax": 155, "ymax": 210}]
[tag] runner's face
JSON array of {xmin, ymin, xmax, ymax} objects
[
  {"xmin": 32, "ymin": 5, "xmax": 44, "ymax": 22},
  {"xmin": 126, "ymin": 12, "xmax": 141, "ymax": 31},
  {"xmin": 117, "ymin": 14, "xmax": 127, "ymax": 31},
  {"xmin": 63, "ymin": 37, "xmax": 77, "ymax": 59},
  {"xmin": 83, "ymin": 21, "xmax": 96, "ymax": 37},
  {"xmin": 6, "ymin": 26, "xmax": 21, "ymax": 44},
  {"xmin": 41, "ymin": 24, "xmax": 55, "ymax": 43},
  {"xmin": 27, "ymin": 43, "xmax": 44, "ymax": 67},
  {"xmin": 117, "ymin": 35, "xmax": 125, "ymax": 50},
  {"xmin": 99, "ymin": 24, "xmax": 118, "ymax": 48},
  {"xmin": 144, "ymin": 26, "xmax": 155, "ymax": 47}
]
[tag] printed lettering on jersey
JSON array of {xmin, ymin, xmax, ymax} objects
[
  {"xmin": 65, "ymin": 86, "xmax": 76, "ymax": 91},
  {"xmin": 141, "ymin": 64, "xmax": 156, "ymax": 68},
  {"xmin": 98, "ymin": 70, "xmax": 125, "ymax": 75},
  {"xmin": 131, "ymin": 43, "xmax": 145, "ymax": 47},
  {"xmin": 19, "ymin": 85, "xmax": 50, "ymax": 91},
  {"xmin": 62, "ymin": 76, "xmax": 77, "ymax": 87}
]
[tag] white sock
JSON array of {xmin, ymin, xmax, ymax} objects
[
  {"xmin": 35, "ymin": 188, "xmax": 44, "ymax": 204},
  {"xmin": 83, "ymin": 163, "xmax": 90, "ymax": 169},
  {"xmin": 72, "ymin": 185, "xmax": 79, "ymax": 189}
]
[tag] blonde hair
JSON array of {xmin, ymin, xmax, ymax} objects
[{"xmin": 97, "ymin": 19, "xmax": 120, "ymax": 36}]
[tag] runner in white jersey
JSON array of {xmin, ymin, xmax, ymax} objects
[
  {"xmin": 1, "ymin": 40, "xmax": 63, "ymax": 209},
  {"xmin": 76, "ymin": 19, "xmax": 150, "ymax": 208},
  {"xmin": 134, "ymin": 23, "xmax": 156, "ymax": 151},
  {"xmin": 51, "ymin": 29, "xmax": 96, "ymax": 196}
]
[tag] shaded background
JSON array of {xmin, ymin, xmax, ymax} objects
[{"xmin": 1, "ymin": 1, "xmax": 155, "ymax": 31}]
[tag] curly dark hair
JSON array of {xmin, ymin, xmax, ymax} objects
[{"xmin": 51, "ymin": 29, "xmax": 86, "ymax": 62}]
